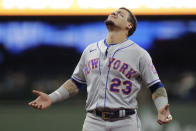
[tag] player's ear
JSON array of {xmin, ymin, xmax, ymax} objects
[
  {"xmin": 126, "ymin": 23, "xmax": 132, "ymax": 30},
  {"xmin": 128, "ymin": 23, "xmax": 132, "ymax": 29}
]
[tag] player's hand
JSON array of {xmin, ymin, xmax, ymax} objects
[
  {"xmin": 157, "ymin": 104, "xmax": 172, "ymax": 125},
  {"xmin": 28, "ymin": 90, "xmax": 52, "ymax": 110}
]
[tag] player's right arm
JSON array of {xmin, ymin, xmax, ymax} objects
[
  {"xmin": 28, "ymin": 79, "xmax": 79, "ymax": 110},
  {"xmin": 29, "ymin": 46, "xmax": 87, "ymax": 110}
]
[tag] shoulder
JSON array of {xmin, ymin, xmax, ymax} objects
[
  {"xmin": 85, "ymin": 40, "xmax": 104, "ymax": 51},
  {"xmin": 133, "ymin": 43, "xmax": 152, "ymax": 62},
  {"xmin": 126, "ymin": 40, "xmax": 150, "ymax": 57},
  {"xmin": 82, "ymin": 40, "xmax": 103, "ymax": 54}
]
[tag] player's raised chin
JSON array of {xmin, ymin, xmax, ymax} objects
[{"xmin": 105, "ymin": 8, "xmax": 132, "ymax": 33}]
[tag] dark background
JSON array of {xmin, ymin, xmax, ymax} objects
[{"xmin": 0, "ymin": 15, "xmax": 196, "ymax": 131}]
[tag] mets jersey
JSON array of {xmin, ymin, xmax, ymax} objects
[{"xmin": 71, "ymin": 39, "xmax": 160, "ymax": 111}]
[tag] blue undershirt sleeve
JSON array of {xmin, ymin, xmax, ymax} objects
[{"xmin": 149, "ymin": 82, "xmax": 164, "ymax": 94}]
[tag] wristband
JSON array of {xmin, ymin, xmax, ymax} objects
[
  {"xmin": 154, "ymin": 96, "xmax": 168, "ymax": 111},
  {"xmin": 49, "ymin": 87, "xmax": 69, "ymax": 103}
]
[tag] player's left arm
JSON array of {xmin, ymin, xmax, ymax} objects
[
  {"xmin": 150, "ymin": 84, "xmax": 172, "ymax": 125},
  {"xmin": 139, "ymin": 51, "xmax": 172, "ymax": 125}
]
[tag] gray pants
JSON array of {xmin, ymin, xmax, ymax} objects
[{"xmin": 82, "ymin": 112, "xmax": 141, "ymax": 131}]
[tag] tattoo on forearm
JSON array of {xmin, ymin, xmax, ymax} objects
[
  {"xmin": 63, "ymin": 79, "xmax": 79, "ymax": 97},
  {"xmin": 152, "ymin": 87, "xmax": 167, "ymax": 100}
]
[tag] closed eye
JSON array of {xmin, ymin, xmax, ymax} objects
[
  {"xmin": 117, "ymin": 11, "xmax": 124, "ymax": 17},
  {"xmin": 120, "ymin": 14, "xmax": 124, "ymax": 17}
]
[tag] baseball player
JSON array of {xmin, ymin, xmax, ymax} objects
[{"xmin": 29, "ymin": 7, "xmax": 172, "ymax": 131}]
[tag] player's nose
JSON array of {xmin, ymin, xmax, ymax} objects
[
  {"xmin": 111, "ymin": 12, "xmax": 116, "ymax": 15},
  {"xmin": 110, "ymin": 12, "xmax": 117, "ymax": 18}
]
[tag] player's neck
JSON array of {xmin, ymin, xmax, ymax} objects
[{"xmin": 106, "ymin": 31, "xmax": 127, "ymax": 45}]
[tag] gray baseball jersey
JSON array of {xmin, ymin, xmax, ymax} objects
[{"xmin": 71, "ymin": 39, "xmax": 160, "ymax": 111}]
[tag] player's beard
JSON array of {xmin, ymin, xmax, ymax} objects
[
  {"xmin": 104, "ymin": 19, "xmax": 115, "ymax": 26},
  {"xmin": 104, "ymin": 19, "xmax": 118, "ymax": 31},
  {"xmin": 104, "ymin": 19, "xmax": 121, "ymax": 31}
]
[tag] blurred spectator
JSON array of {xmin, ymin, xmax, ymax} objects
[{"xmin": 174, "ymin": 72, "xmax": 196, "ymax": 101}]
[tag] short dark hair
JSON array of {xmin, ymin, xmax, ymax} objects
[{"xmin": 120, "ymin": 7, "xmax": 137, "ymax": 37}]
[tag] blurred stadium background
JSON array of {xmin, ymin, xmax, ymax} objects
[{"xmin": 0, "ymin": 0, "xmax": 196, "ymax": 131}]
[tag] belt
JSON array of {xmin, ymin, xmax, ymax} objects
[{"xmin": 87, "ymin": 108, "xmax": 135, "ymax": 121}]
